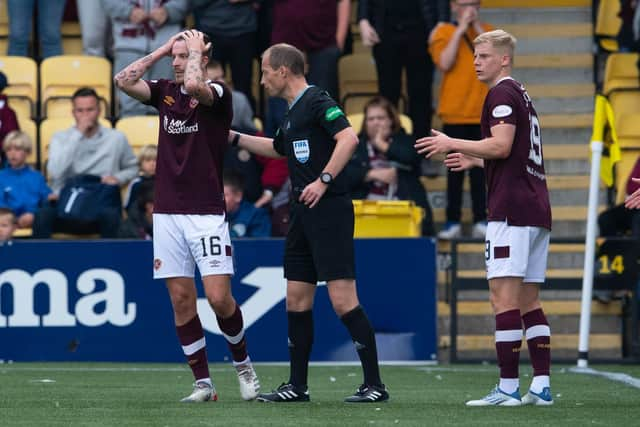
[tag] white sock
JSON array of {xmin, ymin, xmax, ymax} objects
[
  {"xmin": 232, "ymin": 356, "xmax": 250, "ymax": 367},
  {"xmin": 196, "ymin": 378, "xmax": 212, "ymax": 387},
  {"xmin": 530, "ymin": 375, "xmax": 550, "ymax": 393},
  {"xmin": 499, "ymin": 378, "xmax": 519, "ymax": 394}
]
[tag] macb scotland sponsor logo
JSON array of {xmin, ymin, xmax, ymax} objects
[
  {"xmin": 163, "ymin": 115, "xmax": 199, "ymax": 134},
  {"xmin": 0, "ymin": 268, "xmax": 136, "ymax": 327}
]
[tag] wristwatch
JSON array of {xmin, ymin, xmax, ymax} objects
[{"xmin": 320, "ymin": 172, "xmax": 333, "ymax": 185}]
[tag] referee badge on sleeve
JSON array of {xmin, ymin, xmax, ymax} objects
[{"xmin": 292, "ymin": 139, "xmax": 310, "ymax": 163}]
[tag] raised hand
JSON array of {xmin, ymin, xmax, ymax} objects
[{"xmin": 181, "ymin": 30, "xmax": 211, "ymax": 55}]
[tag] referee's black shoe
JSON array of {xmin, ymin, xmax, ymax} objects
[
  {"xmin": 344, "ymin": 384, "xmax": 389, "ymax": 403},
  {"xmin": 256, "ymin": 383, "xmax": 310, "ymax": 402}
]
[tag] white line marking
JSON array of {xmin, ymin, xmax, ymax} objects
[{"xmin": 569, "ymin": 366, "xmax": 640, "ymax": 389}]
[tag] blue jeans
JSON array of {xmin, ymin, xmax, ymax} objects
[{"xmin": 8, "ymin": 0, "xmax": 66, "ymax": 58}]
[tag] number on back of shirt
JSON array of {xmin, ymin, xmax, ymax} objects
[{"xmin": 528, "ymin": 113, "xmax": 542, "ymax": 166}]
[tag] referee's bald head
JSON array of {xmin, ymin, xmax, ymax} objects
[{"xmin": 263, "ymin": 43, "xmax": 305, "ymax": 76}]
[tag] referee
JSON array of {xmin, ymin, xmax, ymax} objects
[{"xmin": 231, "ymin": 43, "xmax": 389, "ymax": 403}]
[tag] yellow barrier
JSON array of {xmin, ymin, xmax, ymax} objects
[{"xmin": 352, "ymin": 200, "xmax": 424, "ymax": 238}]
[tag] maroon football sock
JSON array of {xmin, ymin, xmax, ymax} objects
[
  {"xmin": 176, "ymin": 315, "xmax": 210, "ymax": 381},
  {"xmin": 216, "ymin": 304, "xmax": 248, "ymax": 363},
  {"xmin": 495, "ymin": 309, "xmax": 522, "ymax": 379},
  {"xmin": 522, "ymin": 308, "xmax": 551, "ymax": 377}
]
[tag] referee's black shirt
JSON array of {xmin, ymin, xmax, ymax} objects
[{"xmin": 273, "ymin": 86, "xmax": 351, "ymax": 198}]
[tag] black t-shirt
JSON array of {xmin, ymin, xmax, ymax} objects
[{"xmin": 273, "ymin": 86, "xmax": 350, "ymax": 197}]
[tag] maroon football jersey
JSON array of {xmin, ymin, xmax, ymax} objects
[
  {"xmin": 144, "ymin": 79, "xmax": 232, "ymax": 214},
  {"xmin": 480, "ymin": 78, "xmax": 552, "ymax": 230}
]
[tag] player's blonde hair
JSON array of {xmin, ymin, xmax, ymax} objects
[
  {"xmin": 3, "ymin": 130, "xmax": 33, "ymax": 154},
  {"xmin": 137, "ymin": 144, "xmax": 157, "ymax": 163},
  {"xmin": 474, "ymin": 29, "xmax": 517, "ymax": 62}
]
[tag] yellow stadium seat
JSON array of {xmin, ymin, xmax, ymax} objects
[
  {"xmin": 347, "ymin": 112, "xmax": 413, "ymax": 135},
  {"xmin": 39, "ymin": 117, "xmax": 112, "ymax": 173},
  {"xmin": 603, "ymin": 53, "xmax": 640, "ymax": 95},
  {"xmin": 0, "ymin": 56, "xmax": 37, "ymax": 118},
  {"xmin": 17, "ymin": 117, "xmax": 37, "ymax": 166},
  {"xmin": 0, "ymin": 0, "xmax": 8, "ymax": 37},
  {"xmin": 595, "ymin": 0, "xmax": 621, "ymax": 52},
  {"xmin": 62, "ymin": 37, "xmax": 84, "ymax": 55},
  {"xmin": 115, "ymin": 115, "xmax": 159, "ymax": 153},
  {"xmin": 616, "ymin": 112, "xmax": 640, "ymax": 149},
  {"xmin": 615, "ymin": 149, "xmax": 640, "ymax": 204},
  {"xmin": 608, "ymin": 90, "xmax": 640, "ymax": 124},
  {"xmin": 40, "ymin": 55, "xmax": 112, "ymax": 118},
  {"xmin": 338, "ymin": 54, "xmax": 378, "ymax": 115}
]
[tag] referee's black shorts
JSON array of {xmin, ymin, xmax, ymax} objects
[{"xmin": 284, "ymin": 195, "xmax": 355, "ymax": 283}]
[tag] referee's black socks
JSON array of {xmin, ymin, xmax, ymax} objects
[
  {"xmin": 287, "ymin": 310, "xmax": 314, "ymax": 389},
  {"xmin": 341, "ymin": 305, "xmax": 383, "ymax": 387}
]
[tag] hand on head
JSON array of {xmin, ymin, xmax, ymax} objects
[{"xmin": 180, "ymin": 30, "xmax": 212, "ymax": 55}]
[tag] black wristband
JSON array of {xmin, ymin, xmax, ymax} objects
[{"xmin": 231, "ymin": 132, "xmax": 240, "ymax": 147}]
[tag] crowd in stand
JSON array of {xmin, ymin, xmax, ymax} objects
[
  {"xmin": 2, "ymin": 1, "xmax": 635, "ymax": 244},
  {"xmin": 0, "ymin": 0, "xmax": 453, "ymax": 242}
]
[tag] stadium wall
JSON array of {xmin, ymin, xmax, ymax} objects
[{"xmin": 0, "ymin": 238, "xmax": 437, "ymax": 363}]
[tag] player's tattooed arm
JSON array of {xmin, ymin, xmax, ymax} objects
[
  {"xmin": 114, "ymin": 32, "xmax": 180, "ymax": 101},
  {"xmin": 183, "ymin": 33, "xmax": 214, "ymax": 106}
]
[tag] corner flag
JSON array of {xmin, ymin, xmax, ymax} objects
[{"xmin": 592, "ymin": 95, "xmax": 620, "ymax": 187}]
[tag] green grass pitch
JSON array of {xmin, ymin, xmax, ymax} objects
[{"xmin": 1, "ymin": 363, "xmax": 640, "ymax": 426}]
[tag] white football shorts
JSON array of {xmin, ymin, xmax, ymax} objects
[
  {"xmin": 152, "ymin": 213, "xmax": 234, "ymax": 279},
  {"xmin": 485, "ymin": 220, "xmax": 550, "ymax": 283}
]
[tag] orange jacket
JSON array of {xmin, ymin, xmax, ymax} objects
[{"xmin": 429, "ymin": 22, "xmax": 492, "ymax": 125}]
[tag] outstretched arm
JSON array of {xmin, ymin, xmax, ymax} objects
[
  {"xmin": 232, "ymin": 132, "xmax": 283, "ymax": 159},
  {"xmin": 415, "ymin": 124, "xmax": 515, "ymax": 160},
  {"xmin": 114, "ymin": 32, "xmax": 181, "ymax": 102}
]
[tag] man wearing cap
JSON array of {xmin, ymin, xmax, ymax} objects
[{"xmin": 0, "ymin": 71, "xmax": 20, "ymax": 166}]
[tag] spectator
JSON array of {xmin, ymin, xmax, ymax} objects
[
  {"xmin": 77, "ymin": 0, "xmax": 111, "ymax": 57},
  {"xmin": 118, "ymin": 179, "xmax": 154, "ymax": 239},
  {"xmin": 206, "ymin": 60, "xmax": 257, "ymax": 134},
  {"xmin": 124, "ymin": 143, "xmax": 156, "ymax": 216},
  {"xmin": 0, "ymin": 72, "xmax": 20, "ymax": 167},
  {"xmin": 599, "ymin": 156, "xmax": 640, "ymax": 237},
  {"xmin": 32, "ymin": 87, "xmax": 138, "ymax": 238},
  {"xmin": 358, "ymin": 0, "xmax": 449, "ymax": 138},
  {"xmin": 618, "ymin": 0, "xmax": 638, "ymax": 51},
  {"xmin": 192, "ymin": 0, "xmax": 259, "ymax": 109},
  {"xmin": 102, "ymin": 0, "xmax": 188, "ymax": 117},
  {"xmin": 264, "ymin": 0, "xmax": 351, "ymax": 137},
  {"xmin": 0, "ymin": 208, "xmax": 16, "ymax": 245},
  {"xmin": 428, "ymin": 0, "xmax": 490, "ymax": 239},
  {"xmin": 344, "ymin": 96, "xmax": 434, "ymax": 236},
  {"xmin": 7, "ymin": 0, "xmax": 66, "ymax": 59},
  {"xmin": 0, "ymin": 131, "xmax": 52, "ymax": 229},
  {"xmin": 224, "ymin": 171, "xmax": 271, "ymax": 238}
]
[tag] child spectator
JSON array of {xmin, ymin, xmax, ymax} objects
[
  {"xmin": 0, "ymin": 72, "xmax": 20, "ymax": 166},
  {"xmin": 0, "ymin": 131, "xmax": 52, "ymax": 229},
  {"xmin": 118, "ymin": 179, "xmax": 154, "ymax": 239},
  {"xmin": 0, "ymin": 207, "xmax": 17, "ymax": 245},
  {"xmin": 124, "ymin": 144, "xmax": 156, "ymax": 216},
  {"xmin": 224, "ymin": 171, "xmax": 271, "ymax": 238}
]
